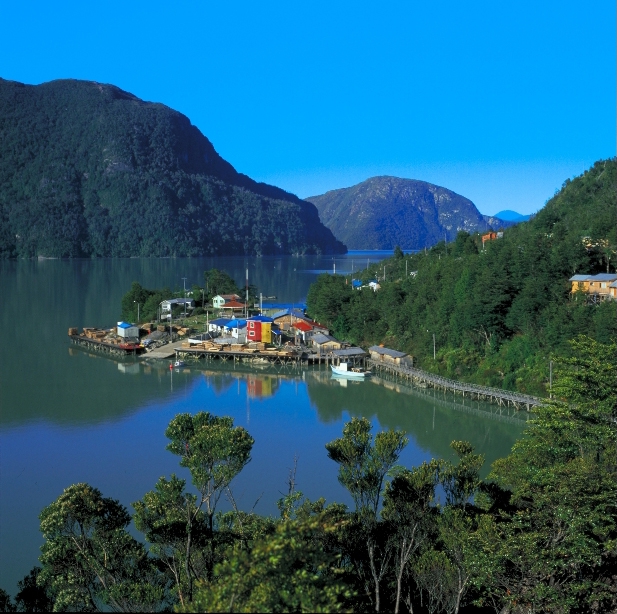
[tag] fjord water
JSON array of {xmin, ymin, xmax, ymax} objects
[{"xmin": 0, "ymin": 255, "xmax": 527, "ymax": 593}]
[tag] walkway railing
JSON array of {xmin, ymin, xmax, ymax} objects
[{"xmin": 367, "ymin": 359, "xmax": 543, "ymax": 410}]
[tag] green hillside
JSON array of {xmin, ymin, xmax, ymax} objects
[
  {"xmin": 306, "ymin": 176, "xmax": 510, "ymax": 249},
  {"xmin": 307, "ymin": 159, "xmax": 617, "ymax": 394},
  {"xmin": 0, "ymin": 78, "xmax": 346, "ymax": 258}
]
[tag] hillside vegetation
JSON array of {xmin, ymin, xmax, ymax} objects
[
  {"xmin": 0, "ymin": 78, "xmax": 345, "ymax": 258},
  {"xmin": 306, "ymin": 176, "xmax": 510, "ymax": 250},
  {"xmin": 307, "ymin": 159, "xmax": 617, "ymax": 395}
]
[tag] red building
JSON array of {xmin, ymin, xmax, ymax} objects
[{"xmin": 247, "ymin": 319, "xmax": 261, "ymax": 341}]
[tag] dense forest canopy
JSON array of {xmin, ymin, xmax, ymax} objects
[
  {"xmin": 0, "ymin": 78, "xmax": 346, "ymax": 258},
  {"xmin": 307, "ymin": 159, "xmax": 617, "ymax": 395},
  {"xmin": 306, "ymin": 176, "xmax": 512, "ymax": 250}
]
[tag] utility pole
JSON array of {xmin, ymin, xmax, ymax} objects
[
  {"xmin": 433, "ymin": 333, "xmax": 436, "ymax": 360},
  {"xmin": 245, "ymin": 267, "xmax": 249, "ymax": 318},
  {"xmin": 134, "ymin": 301, "xmax": 140, "ymax": 324},
  {"xmin": 333, "ymin": 258, "xmax": 336, "ymax": 275},
  {"xmin": 549, "ymin": 360, "xmax": 553, "ymax": 398},
  {"xmin": 182, "ymin": 277, "xmax": 187, "ymax": 322},
  {"xmin": 383, "ymin": 265, "xmax": 386, "ymax": 282}
]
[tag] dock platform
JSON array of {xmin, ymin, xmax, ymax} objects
[{"xmin": 69, "ymin": 335, "xmax": 144, "ymax": 357}]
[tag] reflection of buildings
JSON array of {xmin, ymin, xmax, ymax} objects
[
  {"xmin": 201, "ymin": 369, "xmax": 283, "ymax": 400},
  {"xmin": 247, "ymin": 375, "xmax": 279, "ymax": 399}
]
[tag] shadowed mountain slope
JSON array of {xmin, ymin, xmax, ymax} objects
[
  {"xmin": 307, "ymin": 176, "xmax": 509, "ymax": 249},
  {"xmin": 0, "ymin": 78, "xmax": 345, "ymax": 258}
]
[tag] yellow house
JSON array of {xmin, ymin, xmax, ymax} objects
[{"xmin": 570, "ymin": 274, "xmax": 617, "ymax": 300}]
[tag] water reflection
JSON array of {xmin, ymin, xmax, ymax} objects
[{"xmin": 0, "ymin": 254, "xmax": 522, "ymax": 595}]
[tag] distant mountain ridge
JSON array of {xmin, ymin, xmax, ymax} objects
[
  {"xmin": 306, "ymin": 176, "xmax": 513, "ymax": 250},
  {"xmin": 492, "ymin": 210, "xmax": 531, "ymax": 222},
  {"xmin": 0, "ymin": 78, "xmax": 345, "ymax": 258}
]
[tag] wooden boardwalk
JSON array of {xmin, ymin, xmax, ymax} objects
[
  {"xmin": 367, "ymin": 359, "xmax": 543, "ymax": 410},
  {"xmin": 371, "ymin": 373, "xmax": 529, "ymax": 425}
]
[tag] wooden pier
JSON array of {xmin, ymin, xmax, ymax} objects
[
  {"xmin": 367, "ymin": 359, "xmax": 543, "ymax": 410},
  {"xmin": 69, "ymin": 335, "xmax": 144, "ymax": 357},
  {"xmin": 174, "ymin": 346, "xmax": 336, "ymax": 367}
]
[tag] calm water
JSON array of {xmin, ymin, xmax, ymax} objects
[{"xmin": 0, "ymin": 254, "xmax": 527, "ymax": 593}]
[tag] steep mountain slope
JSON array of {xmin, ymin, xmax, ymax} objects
[
  {"xmin": 306, "ymin": 176, "xmax": 510, "ymax": 249},
  {"xmin": 0, "ymin": 78, "xmax": 345, "ymax": 257}
]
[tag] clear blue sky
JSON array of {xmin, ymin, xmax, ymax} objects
[{"xmin": 1, "ymin": 1, "xmax": 614, "ymax": 215}]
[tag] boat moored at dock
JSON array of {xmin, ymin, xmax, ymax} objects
[{"xmin": 330, "ymin": 362, "xmax": 371, "ymax": 379}]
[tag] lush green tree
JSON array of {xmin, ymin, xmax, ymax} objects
[
  {"xmin": 326, "ymin": 417, "xmax": 407, "ymax": 612},
  {"xmin": 204, "ymin": 269, "xmax": 241, "ymax": 298},
  {"xmin": 483, "ymin": 336, "xmax": 617, "ymax": 613},
  {"xmin": 38, "ymin": 483, "xmax": 166, "ymax": 612},
  {"xmin": 382, "ymin": 461, "xmax": 440, "ymax": 613},
  {"xmin": 136, "ymin": 412, "xmax": 254, "ymax": 601},
  {"xmin": 182, "ymin": 516, "xmax": 353, "ymax": 613},
  {"xmin": 14, "ymin": 567, "xmax": 54, "ymax": 612},
  {"xmin": 0, "ymin": 589, "xmax": 16, "ymax": 612}
]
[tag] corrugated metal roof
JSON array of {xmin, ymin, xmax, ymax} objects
[
  {"xmin": 570, "ymin": 273, "xmax": 617, "ymax": 282},
  {"xmin": 312, "ymin": 333, "xmax": 338, "ymax": 344},
  {"xmin": 272, "ymin": 308, "xmax": 305, "ymax": 320},
  {"xmin": 333, "ymin": 348, "xmax": 366, "ymax": 356},
  {"xmin": 610, "ymin": 281, "xmax": 617, "ymax": 288},
  {"xmin": 368, "ymin": 345, "xmax": 407, "ymax": 358}
]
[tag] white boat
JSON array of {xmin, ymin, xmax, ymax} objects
[
  {"xmin": 330, "ymin": 362, "xmax": 371, "ymax": 379},
  {"xmin": 170, "ymin": 360, "xmax": 186, "ymax": 369}
]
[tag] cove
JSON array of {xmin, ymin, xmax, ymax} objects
[{"xmin": 0, "ymin": 254, "xmax": 527, "ymax": 594}]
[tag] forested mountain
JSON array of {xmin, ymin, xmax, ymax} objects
[
  {"xmin": 0, "ymin": 78, "xmax": 346, "ymax": 258},
  {"xmin": 307, "ymin": 159, "xmax": 617, "ymax": 394},
  {"xmin": 306, "ymin": 176, "xmax": 511, "ymax": 249}
]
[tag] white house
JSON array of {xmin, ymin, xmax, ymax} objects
[
  {"xmin": 223, "ymin": 319, "xmax": 248, "ymax": 342},
  {"xmin": 161, "ymin": 298, "xmax": 195, "ymax": 314}
]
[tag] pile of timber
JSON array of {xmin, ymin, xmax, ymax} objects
[{"xmin": 82, "ymin": 328, "xmax": 107, "ymax": 340}]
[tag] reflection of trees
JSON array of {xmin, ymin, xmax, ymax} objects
[{"xmin": 305, "ymin": 373, "xmax": 526, "ymax": 473}]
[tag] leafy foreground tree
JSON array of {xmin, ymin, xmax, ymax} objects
[
  {"xmin": 326, "ymin": 417, "xmax": 408, "ymax": 612},
  {"xmin": 38, "ymin": 483, "xmax": 167, "ymax": 612},
  {"xmin": 14, "ymin": 566, "xmax": 54, "ymax": 612},
  {"xmin": 479, "ymin": 336, "xmax": 617, "ymax": 613},
  {"xmin": 134, "ymin": 412, "xmax": 254, "ymax": 605},
  {"xmin": 183, "ymin": 515, "xmax": 353, "ymax": 613}
]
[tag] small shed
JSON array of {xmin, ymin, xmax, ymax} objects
[
  {"xmin": 224, "ymin": 319, "xmax": 247, "ymax": 341},
  {"xmin": 332, "ymin": 347, "xmax": 366, "ymax": 366},
  {"xmin": 117, "ymin": 321, "xmax": 139, "ymax": 339},
  {"xmin": 312, "ymin": 333, "xmax": 342, "ymax": 352},
  {"xmin": 368, "ymin": 345, "xmax": 411, "ymax": 367},
  {"xmin": 247, "ymin": 316, "xmax": 275, "ymax": 343}
]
